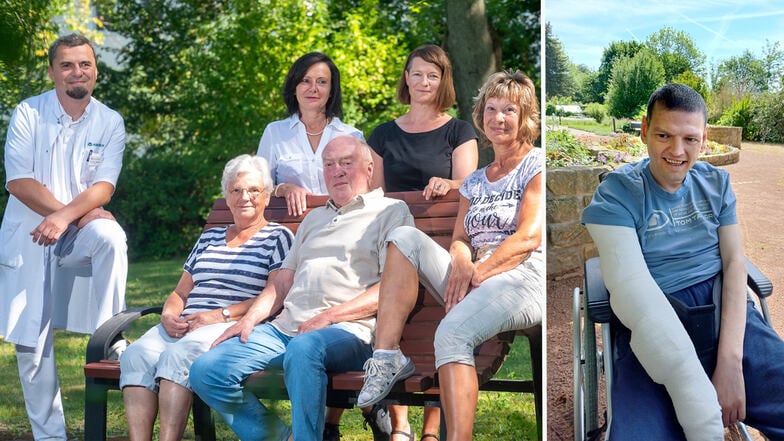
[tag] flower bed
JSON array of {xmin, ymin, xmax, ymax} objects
[{"xmin": 546, "ymin": 128, "xmax": 739, "ymax": 169}]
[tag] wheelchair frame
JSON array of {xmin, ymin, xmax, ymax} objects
[{"xmin": 573, "ymin": 256, "xmax": 774, "ymax": 441}]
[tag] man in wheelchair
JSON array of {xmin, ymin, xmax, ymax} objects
[{"xmin": 581, "ymin": 83, "xmax": 784, "ymax": 440}]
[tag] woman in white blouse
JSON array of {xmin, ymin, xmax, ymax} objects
[{"xmin": 257, "ymin": 52, "xmax": 364, "ymax": 217}]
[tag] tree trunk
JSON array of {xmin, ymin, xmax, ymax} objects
[{"xmin": 445, "ymin": 0, "xmax": 500, "ymax": 166}]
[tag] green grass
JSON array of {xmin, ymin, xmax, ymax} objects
[
  {"xmin": 0, "ymin": 258, "xmax": 536, "ymax": 440},
  {"xmin": 547, "ymin": 115, "xmax": 618, "ymax": 136}
]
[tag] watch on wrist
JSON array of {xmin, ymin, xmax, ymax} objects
[{"xmin": 221, "ymin": 308, "xmax": 231, "ymax": 322}]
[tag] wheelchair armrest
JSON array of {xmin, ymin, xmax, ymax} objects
[
  {"xmin": 745, "ymin": 258, "xmax": 773, "ymax": 298},
  {"xmin": 584, "ymin": 257, "xmax": 612, "ymax": 323},
  {"xmin": 584, "ymin": 256, "xmax": 773, "ymax": 324},
  {"xmin": 85, "ymin": 306, "xmax": 162, "ymax": 363}
]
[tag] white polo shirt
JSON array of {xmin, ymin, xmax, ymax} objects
[{"xmin": 271, "ymin": 189, "xmax": 414, "ymax": 343}]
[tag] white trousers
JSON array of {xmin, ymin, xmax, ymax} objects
[{"xmin": 16, "ymin": 218, "xmax": 127, "ymax": 440}]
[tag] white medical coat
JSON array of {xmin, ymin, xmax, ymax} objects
[{"xmin": 0, "ymin": 90, "xmax": 126, "ymax": 347}]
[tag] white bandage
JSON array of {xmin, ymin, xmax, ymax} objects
[{"xmin": 586, "ymin": 224, "xmax": 723, "ymax": 440}]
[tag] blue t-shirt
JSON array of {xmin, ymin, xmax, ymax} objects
[{"xmin": 581, "ymin": 158, "xmax": 737, "ymax": 293}]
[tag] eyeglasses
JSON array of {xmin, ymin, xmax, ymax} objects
[{"xmin": 229, "ymin": 187, "xmax": 263, "ymax": 199}]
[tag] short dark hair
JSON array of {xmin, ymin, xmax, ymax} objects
[
  {"xmin": 646, "ymin": 83, "xmax": 707, "ymax": 125},
  {"xmin": 396, "ymin": 44, "xmax": 456, "ymax": 111},
  {"xmin": 48, "ymin": 33, "xmax": 96, "ymax": 66},
  {"xmin": 282, "ymin": 52, "xmax": 343, "ymax": 119}
]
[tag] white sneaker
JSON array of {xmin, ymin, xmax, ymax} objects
[{"xmin": 357, "ymin": 353, "xmax": 415, "ymax": 408}]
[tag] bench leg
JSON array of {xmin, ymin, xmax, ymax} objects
[
  {"xmin": 527, "ymin": 328, "xmax": 543, "ymax": 441},
  {"xmin": 192, "ymin": 394, "xmax": 216, "ymax": 441},
  {"xmin": 439, "ymin": 403, "xmax": 447, "ymax": 440},
  {"xmin": 84, "ymin": 378, "xmax": 108, "ymax": 441}
]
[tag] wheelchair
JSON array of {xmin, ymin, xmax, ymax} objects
[{"xmin": 573, "ymin": 256, "xmax": 774, "ymax": 441}]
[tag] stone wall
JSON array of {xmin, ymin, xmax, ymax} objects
[
  {"xmin": 546, "ymin": 165, "xmax": 608, "ymax": 278},
  {"xmin": 707, "ymin": 125, "xmax": 742, "ymax": 148}
]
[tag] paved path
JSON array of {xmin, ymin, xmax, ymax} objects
[{"xmin": 546, "ymin": 142, "xmax": 784, "ymax": 440}]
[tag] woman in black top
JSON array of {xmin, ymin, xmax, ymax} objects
[
  {"xmin": 369, "ymin": 45, "xmax": 478, "ymax": 200},
  {"xmin": 368, "ymin": 44, "xmax": 478, "ymax": 441}
]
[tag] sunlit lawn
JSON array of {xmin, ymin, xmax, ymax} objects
[
  {"xmin": 0, "ymin": 258, "xmax": 537, "ymax": 440},
  {"xmin": 547, "ymin": 115, "xmax": 618, "ymax": 136}
]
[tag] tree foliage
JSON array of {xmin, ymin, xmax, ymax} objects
[
  {"xmin": 715, "ymin": 42, "xmax": 784, "ymax": 98},
  {"xmin": 595, "ymin": 40, "xmax": 644, "ymax": 104},
  {"xmin": 0, "ymin": 0, "xmax": 104, "ymax": 219},
  {"xmin": 95, "ymin": 0, "xmax": 539, "ymax": 258},
  {"xmin": 644, "ymin": 26, "xmax": 705, "ymax": 82},
  {"xmin": 0, "ymin": 0, "xmax": 540, "ymax": 259},
  {"xmin": 545, "ymin": 22, "xmax": 574, "ymax": 100},
  {"xmin": 95, "ymin": 0, "xmax": 412, "ymax": 257},
  {"xmin": 488, "ymin": 0, "xmax": 540, "ymax": 77},
  {"xmin": 606, "ymin": 49, "xmax": 665, "ymax": 119},
  {"xmin": 672, "ymin": 69, "xmax": 708, "ymax": 99}
]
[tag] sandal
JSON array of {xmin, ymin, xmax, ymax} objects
[
  {"xmin": 421, "ymin": 434, "xmax": 439, "ymax": 441},
  {"xmin": 391, "ymin": 428, "xmax": 415, "ymax": 441}
]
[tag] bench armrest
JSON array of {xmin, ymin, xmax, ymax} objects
[{"xmin": 85, "ymin": 306, "xmax": 162, "ymax": 363}]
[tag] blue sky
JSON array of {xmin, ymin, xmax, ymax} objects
[{"xmin": 545, "ymin": 1, "xmax": 784, "ymax": 71}]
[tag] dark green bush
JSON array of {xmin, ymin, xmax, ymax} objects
[
  {"xmin": 107, "ymin": 149, "xmax": 223, "ymax": 260},
  {"xmin": 748, "ymin": 92, "xmax": 784, "ymax": 144},
  {"xmin": 717, "ymin": 96, "xmax": 754, "ymax": 139}
]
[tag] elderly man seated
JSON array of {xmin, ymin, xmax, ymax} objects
[{"xmin": 189, "ymin": 135, "xmax": 412, "ymax": 441}]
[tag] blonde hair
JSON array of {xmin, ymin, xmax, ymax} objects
[{"xmin": 472, "ymin": 70, "xmax": 540, "ymax": 147}]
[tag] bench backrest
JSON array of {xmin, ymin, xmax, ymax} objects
[
  {"xmin": 204, "ymin": 190, "xmax": 512, "ymax": 385},
  {"xmin": 205, "ymin": 191, "xmax": 458, "ymax": 247}
]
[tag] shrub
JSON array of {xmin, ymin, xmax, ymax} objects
[
  {"xmin": 107, "ymin": 150, "xmax": 221, "ymax": 260},
  {"xmin": 546, "ymin": 129, "xmax": 596, "ymax": 168},
  {"xmin": 748, "ymin": 91, "xmax": 784, "ymax": 144},
  {"xmin": 583, "ymin": 102, "xmax": 606, "ymax": 123},
  {"xmin": 717, "ymin": 96, "xmax": 753, "ymax": 138}
]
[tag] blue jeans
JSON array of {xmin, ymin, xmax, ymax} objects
[
  {"xmin": 610, "ymin": 277, "xmax": 784, "ymax": 440},
  {"xmin": 189, "ymin": 323, "xmax": 372, "ymax": 441}
]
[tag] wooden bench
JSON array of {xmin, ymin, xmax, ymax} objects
[{"xmin": 84, "ymin": 190, "xmax": 542, "ymax": 440}]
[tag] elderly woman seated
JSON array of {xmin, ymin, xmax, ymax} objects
[{"xmin": 119, "ymin": 154, "xmax": 295, "ymax": 441}]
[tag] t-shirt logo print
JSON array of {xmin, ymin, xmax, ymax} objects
[{"xmin": 646, "ymin": 210, "xmax": 670, "ymax": 232}]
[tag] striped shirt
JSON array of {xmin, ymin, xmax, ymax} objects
[{"xmin": 181, "ymin": 222, "xmax": 294, "ymax": 316}]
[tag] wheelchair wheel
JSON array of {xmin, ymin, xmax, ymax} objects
[
  {"xmin": 573, "ymin": 287, "xmax": 600, "ymax": 440},
  {"xmin": 573, "ymin": 288, "xmax": 584, "ymax": 441}
]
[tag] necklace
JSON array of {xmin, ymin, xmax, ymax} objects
[{"xmin": 305, "ymin": 119, "xmax": 328, "ymax": 137}]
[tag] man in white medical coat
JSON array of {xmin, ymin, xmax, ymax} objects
[{"xmin": 0, "ymin": 33, "xmax": 127, "ymax": 440}]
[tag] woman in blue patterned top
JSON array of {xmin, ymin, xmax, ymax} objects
[{"xmin": 119, "ymin": 154, "xmax": 294, "ymax": 441}]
